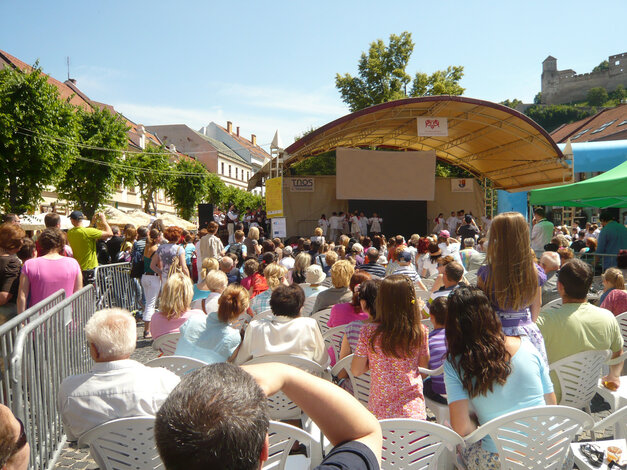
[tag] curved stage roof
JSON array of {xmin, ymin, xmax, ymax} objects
[{"xmin": 278, "ymin": 96, "xmax": 571, "ymax": 191}]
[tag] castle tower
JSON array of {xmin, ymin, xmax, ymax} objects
[{"xmin": 541, "ymin": 56, "xmax": 559, "ymax": 104}]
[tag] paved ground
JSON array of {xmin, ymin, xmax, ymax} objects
[{"xmin": 54, "ymin": 320, "xmax": 615, "ymax": 469}]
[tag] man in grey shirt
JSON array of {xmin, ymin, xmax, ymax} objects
[{"xmin": 540, "ymin": 251, "xmax": 560, "ymax": 305}]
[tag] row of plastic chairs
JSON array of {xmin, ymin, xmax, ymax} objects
[{"xmin": 78, "ymin": 405, "xmax": 627, "ymax": 470}]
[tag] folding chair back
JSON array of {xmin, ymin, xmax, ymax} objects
[
  {"xmin": 145, "ymin": 356, "xmax": 207, "ymax": 377},
  {"xmin": 311, "ymin": 308, "xmax": 332, "ymax": 335},
  {"xmin": 331, "ymin": 354, "xmax": 371, "ymax": 408},
  {"xmin": 78, "ymin": 417, "xmax": 163, "ymax": 470},
  {"xmin": 322, "ymin": 325, "xmax": 347, "ymax": 361},
  {"xmin": 265, "ymin": 421, "xmax": 322, "ymax": 469},
  {"xmin": 380, "ymin": 419, "xmax": 463, "ymax": 469},
  {"xmin": 152, "ymin": 332, "xmax": 181, "ymax": 356}
]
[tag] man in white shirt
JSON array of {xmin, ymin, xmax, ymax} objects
[
  {"xmin": 226, "ymin": 206, "xmax": 238, "ymax": 244},
  {"xmin": 328, "ymin": 212, "xmax": 341, "ymax": 243},
  {"xmin": 531, "ymin": 207, "xmax": 554, "ymax": 252},
  {"xmin": 58, "ymin": 308, "xmax": 180, "ymax": 441},
  {"xmin": 198, "ymin": 221, "xmax": 224, "ymax": 265},
  {"xmin": 446, "ymin": 211, "xmax": 459, "ymax": 234}
]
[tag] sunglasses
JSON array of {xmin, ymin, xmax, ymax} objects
[{"xmin": 12, "ymin": 418, "xmax": 27, "ymax": 455}]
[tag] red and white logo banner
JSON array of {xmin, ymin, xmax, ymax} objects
[{"xmin": 417, "ymin": 117, "xmax": 448, "ymax": 136}]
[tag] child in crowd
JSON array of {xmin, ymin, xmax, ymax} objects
[{"xmin": 423, "ymin": 296, "xmax": 448, "ymax": 404}]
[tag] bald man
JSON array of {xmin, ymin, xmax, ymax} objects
[{"xmin": 0, "ymin": 404, "xmax": 29, "ymax": 470}]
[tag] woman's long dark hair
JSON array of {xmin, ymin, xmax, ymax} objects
[{"xmin": 445, "ymin": 287, "xmax": 511, "ymax": 398}]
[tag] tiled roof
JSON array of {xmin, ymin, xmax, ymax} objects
[
  {"xmin": 215, "ymin": 124, "xmax": 271, "ymax": 162},
  {"xmin": 0, "ymin": 49, "xmax": 93, "ymax": 110},
  {"xmin": 550, "ymin": 104, "xmax": 627, "ymax": 143},
  {"xmin": 193, "ymin": 130, "xmax": 250, "ymax": 166}
]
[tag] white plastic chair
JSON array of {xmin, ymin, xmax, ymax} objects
[
  {"xmin": 78, "ymin": 417, "xmax": 163, "ymax": 470},
  {"xmin": 421, "ymin": 318, "xmax": 434, "ymax": 334},
  {"xmin": 145, "ymin": 356, "xmax": 207, "ymax": 377},
  {"xmin": 331, "ymin": 354, "xmax": 371, "ymax": 408},
  {"xmin": 379, "ymin": 418, "xmax": 463, "ymax": 469},
  {"xmin": 265, "ymin": 421, "xmax": 323, "ymax": 469},
  {"xmin": 311, "ymin": 308, "xmax": 333, "ymax": 335},
  {"xmin": 549, "ymin": 349, "xmax": 611, "ymax": 412},
  {"xmin": 418, "ymin": 363, "xmax": 449, "ymax": 424},
  {"xmin": 463, "ymin": 272, "xmax": 477, "ymax": 285},
  {"xmin": 152, "ymin": 332, "xmax": 180, "ymax": 356},
  {"xmin": 542, "ymin": 297, "xmax": 563, "ymax": 311},
  {"xmin": 322, "ymin": 325, "xmax": 346, "ymax": 361},
  {"xmin": 243, "ymin": 355, "xmax": 330, "ymax": 421},
  {"xmin": 463, "ymin": 405, "xmax": 594, "ymax": 470},
  {"xmin": 617, "ymin": 311, "xmax": 627, "ymax": 346}
]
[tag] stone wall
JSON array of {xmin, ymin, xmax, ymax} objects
[{"xmin": 541, "ymin": 53, "xmax": 627, "ymax": 104}]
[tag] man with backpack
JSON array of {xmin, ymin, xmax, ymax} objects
[
  {"xmin": 129, "ymin": 226, "xmax": 148, "ymax": 318},
  {"xmin": 222, "ymin": 230, "xmax": 247, "ymax": 268}
]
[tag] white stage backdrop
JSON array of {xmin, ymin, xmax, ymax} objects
[{"xmin": 336, "ymin": 148, "xmax": 436, "ymax": 200}]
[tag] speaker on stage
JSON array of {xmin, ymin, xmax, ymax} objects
[{"xmin": 198, "ymin": 204, "xmax": 214, "ymax": 229}]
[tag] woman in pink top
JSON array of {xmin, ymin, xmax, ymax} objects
[
  {"xmin": 327, "ymin": 271, "xmax": 371, "ymax": 327},
  {"xmin": 17, "ymin": 228, "xmax": 82, "ymax": 313},
  {"xmin": 151, "ymin": 272, "xmax": 204, "ymax": 340},
  {"xmin": 352, "ymin": 274, "xmax": 430, "ymax": 420}
]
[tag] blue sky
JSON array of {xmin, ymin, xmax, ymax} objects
[{"xmin": 2, "ymin": 0, "xmax": 625, "ymax": 149}]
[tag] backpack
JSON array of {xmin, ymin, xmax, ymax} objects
[
  {"xmin": 130, "ymin": 241, "xmax": 145, "ymax": 279},
  {"xmin": 227, "ymin": 242, "xmax": 244, "ymax": 267}
]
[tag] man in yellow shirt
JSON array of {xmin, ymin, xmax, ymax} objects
[{"xmin": 67, "ymin": 211, "xmax": 112, "ymax": 285}]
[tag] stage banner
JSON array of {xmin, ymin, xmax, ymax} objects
[
  {"xmin": 451, "ymin": 178, "xmax": 474, "ymax": 192},
  {"xmin": 417, "ymin": 117, "xmax": 448, "ymax": 136},
  {"xmin": 288, "ymin": 177, "xmax": 315, "ymax": 192},
  {"xmin": 266, "ymin": 177, "xmax": 284, "ymax": 217},
  {"xmin": 336, "ymin": 148, "xmax": 436, "ymax": 201}
]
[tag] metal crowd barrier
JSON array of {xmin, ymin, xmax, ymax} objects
[
  {"xmin": 9, "ymin": 285, "xmax": 96, "ymax": 470},
  {"xmin": 0, "ymin": 290, "xmax": 66, "ymax": 409},
  {"xmin": 94, "ymin": 262, "xmax": 140, "ymax": 311}
]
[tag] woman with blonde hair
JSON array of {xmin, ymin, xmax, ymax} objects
[
  {"xmin": 352, "ymin": 275, "xmax": 430, "ymax": 419},
  {"xmin": 244, "ymin": 226, "xmax": 260, "ymax": 257},
  {"xmin": 599, "ymin": 267, "xmax": 627, "ymax": 316},
  {"xmin": 289, "ymin": 252, "xmax": 311, "ymax": 285},
  {"xmin": 190, "ymin": 269, "xmax": 228, "ymax": 313},
  {"xmin": 249, "ymin": 263, "xmax": 288, "ymax": 316},
  {"xmin": 191, "ymin": 256, "xmax": 220, "ymax": 305},
  {"xmin": 150, "ymin": 272, "xmax": 204, "ymax": 340},
  {"xmin": 477, "ymin": 212, "xmax": 548, "ymax": 361},
  {"xmin": 311, "ymin": 260, "xmax": 355, "ymax": 313},
  {"xmin": 175, "ymin": 284, "xmax": 249, "ymax": 363},
  {"xmin": 311, "ymin": 227, "xmax": 325, "ymax": 245}
]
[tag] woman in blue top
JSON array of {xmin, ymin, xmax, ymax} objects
[
  {"xmin": 444, "ymin": 287, "xmax": 556, "ymax": 470},
  {"xmin": 175, "ymin": 284, "xmax": 249, "ymax": 364}
]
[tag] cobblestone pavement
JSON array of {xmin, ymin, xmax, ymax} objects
[{"xmin": 53, "ymin": 319, "xmax": 615, "ymax": 469}]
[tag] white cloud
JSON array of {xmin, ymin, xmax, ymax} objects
[{"xmin": 73, "ymin": 65, "xmax": 126, "ymax": 95}]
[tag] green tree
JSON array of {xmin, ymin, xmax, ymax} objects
[
  {"xmin": 57, "ymin": 107, "xmax": 129, "ymax": 219},
  {"xmin": 220, "ymin": 185, "xmax": 263, "ymax": 213},
  {"xmin": 500, "ymin": 98, "xmax": 523, "ymax": 109},
  {"xmin": 524, "ymin": 104, "xmax": 597, "ymax": 133},
  {"xmin": 592, "ymin": 60, "xmax": 609, "ymax": 73},
  {"xmin": 335, "ymin": 32, "xmax": 464, "ymax": 112},
  {"xmin": 167, "ymin": 158, "xmax": 225, "ymax": 220},
  {"xmin": 534, "ymin": 92, "xmax": 543, "ymax": 104},
  {"xmin": 0, "ymin": 64, "xmax": 79, "ymax": 213},
  {"xmin": 609, "ymin": 85, "xmax": 626, "ymax": 104},
  {"xmin": 125, "ymin": 144, "xmax": 173, "ymax": 214},
  {"xmin": 587, "ymin": 87, "xmax": 608, "ymax": 106},
  {"xmin": 289, "ymin": 151, "xmax": 336, "ymax": 175}
]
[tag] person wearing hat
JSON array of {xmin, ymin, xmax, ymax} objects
[
  {"xmin": 67, "ymin": 211, "xmax": 112, "ymax": 285},
  {"xmin": 437, "ymin": 230, "xmax": 463, "ymax": 266},
  {"xmin": 350, "ymin": 243, "xmax": 365, "ymax": 266},
  {"xmin": 301, "ymin": 264, "xmax": 329, "ymax": 316},
  {"xmin": 389, "ymin": 249, "xmax": 427, "ymax": 290}
]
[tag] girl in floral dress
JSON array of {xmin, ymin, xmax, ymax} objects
[{"xmin": 351, "ymin": 274, "xmax": 429, "ymax": 419}]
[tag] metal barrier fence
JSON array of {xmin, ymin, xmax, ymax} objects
[
  {"xmin": 9, "ymin": 285, "xmax": 96, "ymax": 470},
  {"xmin": 0, "ymin": 290, "xmax": 66, "ymax": 409},
  {"xmin": 95, "ymin": 262, "xmax": 140, "ymax": 312}
]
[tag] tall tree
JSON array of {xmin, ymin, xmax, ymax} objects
[
  {"xmin": 167, "ymin": 158, "xmax": 225, "ymax": 220},
  {"xmin": 57, "ymin": 107, "xmax": 129, "ymax": 219},
  {"xmin": 0, "ymin": 64, "xmax": 78, "ymax": 213},
  {"xmin": 125, "ymin": 144, "xmax": 173, "ymax": 214},
  {"xmin": 335, "ymin": 32, "xmax": 464, "ymax": 112}
]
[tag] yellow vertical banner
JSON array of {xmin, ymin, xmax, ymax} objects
[{"xmin": 265, "ymin": 177, "xmax": 284, "ymax": 218}]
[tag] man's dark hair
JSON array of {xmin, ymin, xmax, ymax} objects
[
  {"xmin": 533, "ymin": 207, "xmax": 546, "ymax": 217},
  {"xmin": 155, "ymin": 363, "xmax": 269, "ymax": 470},
  {"xmin": 366, "ymin": 247, "xmax": 379, "ymax": 262},
  {"xmin": 44, "ymin": 212, "xmax": 61, "ymax": 228},
  {"xmin": 599, "ymin": 210, "xmax": 616, "ymax": 222},
  {"xmin": 430, "ymin": 296, "xmax": 448, "ymax": 326},
  {"xmin": 270, "ymin": 284, "xmax": 305, "ymax": 317},
  {"xmin": 557, "ymin": 259, "xmax": 593, "ymax": 300},
  {"xmin": 1, "ymin": 214, "xmax": 18, "ymax": 224},
  {"xmin": 137, "ymin": 226, "xmax": 148, "ymax": 238},
  {"xmin": 444, "ymin": 262, "xmax": 464, "ymax": 283},
  {"xmin": 111, "ymin": 225, "xmax": 120, "ymax": 235}
]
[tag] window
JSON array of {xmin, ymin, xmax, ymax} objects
[
  {"xmin": 617, "ymin": 120, "xmax": 627, "ymax": 127},
  {"xmin": 571, "ymin": 129, "xmax": 589, "ymax": 139},
  {"xmin": 235, "ymin": 168, "xmax": 238, "ymax": 179},
  {"xmin": 247, "ymin": 171, "xmax": 250, "ymax": 180},
  {"xmin": 221, "ymin": 162, "xmax": 224, "ymax": 174},
  {"xmin": 590, "ymin": 120, "xmax": 616, "ymax": 134},
  {"xmin": 228, "ymin": 165, "xmax": 231, "ymax": 177}
]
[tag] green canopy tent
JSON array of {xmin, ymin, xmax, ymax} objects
[{"xmin": 529, "ymin": 159, "xmax": 627, "ymax": 208}]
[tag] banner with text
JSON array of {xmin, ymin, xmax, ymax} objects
[
  {"xmin": 417, "ymin": 117, "xmax": 448, "ymax": 137},
  {"xmin": 265, "ymin": 177, "xmax": 284, "ymax": 217},
  {"xmin": 289, "ymin": 177, "xmax": 315, "ymax": 192},
  {"xmin": 451, "ymin": 178, "xmax": 474, "ymax": 192}
]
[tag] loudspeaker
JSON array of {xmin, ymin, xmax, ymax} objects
[{"xmin": 198, "ymin": 204, "xmax": 214, "ymax": 229}]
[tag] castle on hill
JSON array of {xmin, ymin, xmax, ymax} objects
[{"xmin": 541, "ymin": 52, "xmax": 627, "ymax": 105}]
